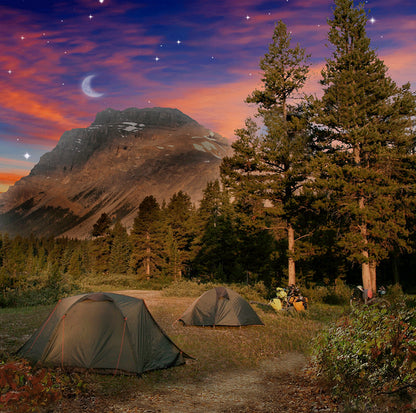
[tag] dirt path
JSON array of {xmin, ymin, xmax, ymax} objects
[
  {"xmin": 57, "ymin": 351, "xmax": 337, "ymax": 413},
  {"xmin": 104, "ymin": 352, "xmax": 338, "ymax": 413}
]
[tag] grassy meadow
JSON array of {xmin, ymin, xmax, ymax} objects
[
  {"xmin": 0, "ymin": 282, "xmax": 346, "ymax": 407},
  {"xmin": 3, "ymin": 281, "xmax": 415, "ymax": 412}
]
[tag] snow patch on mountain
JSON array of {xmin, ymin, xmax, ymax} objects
[
  {"xmin": 119, "ymin": 122, "xmax": 139, "ymax": 132},
  {"xmin": 193, "ymin": 143, "xmax": 205, "ymax": 152}
]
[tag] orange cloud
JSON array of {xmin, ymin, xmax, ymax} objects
[
  {"xmin": 0, "ymin": 168, "xmax": 30, "ymax": 193},
  {"xmin": 0, "ymin": 157, "xmax": 34, "ymax": 169},
  {"xmin": 0, "ymin": 86, "xmax": 84, "ymax": 130},
  {"xmin": 0, "ymin": 172, "xmax": 24, "ymax": 185},
  {"xmin": 157, "ymin": 61, "xmax": 326, "ymax": 140},
  {"xmin": 159, "ymin": 79, "xmax": 259, "ymax": 140}
]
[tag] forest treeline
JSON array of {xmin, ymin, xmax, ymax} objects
[
  {"xmin": 0, "ymin": 187, "xmax": 287, "ymax": 296},
  {"xmin": 1, "ymin": 0, "xmax": 416, "ymax": 303},
  {"xmin": 0, "ymin": 181, "xmax": 414, "ymax": 303}
]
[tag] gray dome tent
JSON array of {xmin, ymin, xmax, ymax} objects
[
  {"xmin": 178, "ymin": 286, "xmax": 264, "ymax": 327},
  {"xmin": 17, "ymin": 292, "xmax": 189, "ymax": 375}
]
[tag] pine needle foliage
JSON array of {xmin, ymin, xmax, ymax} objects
[
  {"xmin": 221, "ymin": 20, "xmax": 313, "ymax": 285},
  {"xmin": 310, "ymin": 0, "xmax": 416, "ymax": 290}
]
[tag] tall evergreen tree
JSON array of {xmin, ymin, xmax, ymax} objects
[
  {"xmin": 221, "ymin": 20, "xmax": 312, "ymax": 286},
  {"xmin": 192, "ymin": 180, "xmax": 240, "ymax": 281},
  {"xmin": 311, "ymin": 0, "xmax": 416, "ymax": 292},
  {"xmin": 164, "ymin": 191, "xmax": 196, "ymax": 279},
  {"xmin": 89, "ymin": 213, "xmax": 113, "ymax": 274},
  {"xmin": 109, "ymin": 221, "xmax": 130, "ymax": 274},
  {"xmin": 91, "ymin": 213, "xmax": 112, "ymax": 237},
  {"xmin": 68, "ymin": 242, "xmax": 88, "ymax": 279},
  {"xmin": 130, "ymin": 196, "xmax": 165, "ymax": 278}
]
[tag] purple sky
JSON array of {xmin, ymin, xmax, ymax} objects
[{"xmin": 1, "ymin": 0, "xmax": 415, "ymax": 192}]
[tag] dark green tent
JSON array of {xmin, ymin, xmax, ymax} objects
[
  {"xmin": 178, "ymin": 286, "xmax": 263, "ymax": 327},
  {"xmin": 17, "ymin": 292, "xmax": 188, "ymax": 375}
]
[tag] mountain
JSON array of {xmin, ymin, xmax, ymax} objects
[{"xmin": 0, "ymin": 107, "xmax": 231, "ymax": 238}]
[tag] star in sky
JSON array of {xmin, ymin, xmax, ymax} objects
[
  {"xmin": 23, "ymin": 153, "xmax": 31, "ymax": 160},
  {"xmin": 0, "ymin": 0, "xmax": 414, "ymax": 194}
]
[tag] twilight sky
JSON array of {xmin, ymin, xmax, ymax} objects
[{"xmin": 1, "ymin": 0, "xmax": 415, "ymax": 193}]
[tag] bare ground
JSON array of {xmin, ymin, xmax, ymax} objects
[
  {"xmin": 56, "ymin": 353, "xmax": 339, "ymax": 413},
  {"xmin": 55, "ymin": 290, "xmax": 341, "ymax": 413},
  {"xmin": 105, "ymin": 354, "xmax": 338, "ymax": 413}
]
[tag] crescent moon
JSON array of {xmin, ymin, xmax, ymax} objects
[{"xmin": 81, "ymin": 75, "xmax": 104, "ymax": 98}]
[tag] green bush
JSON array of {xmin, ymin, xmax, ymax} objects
[
  {"xmin": 232, "ymin": 281, "xmax": 268, "ymax": 302},
  {"xmin": 162, "ymin": 279, "xmax": 268, "ymax": 301},
  {"xmin": 0, "ymin": 286, "xmax": 71, "ymax": 308},
  {"xmin": 302, "ymin": 285, "xmax": 329, "ymax": 303},
  {"xmin": 162, "ymin": 279, "xmax": 216, "ymax": 297},
  {"xmin": 312, "ymin": 299, "xmax": 416, "ymax": 407},
  {"xmin": 302, "ymin": 278, "xmax": 351, "ymax": 305}
]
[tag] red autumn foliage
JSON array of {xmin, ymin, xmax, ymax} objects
[{"xmin": 0, "ymin": 360, "xmax": 61, "ymax": 412}]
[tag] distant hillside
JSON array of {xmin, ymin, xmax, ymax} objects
[{"xmin": 0, "ymin": 107, "xmax": 231, "ymax": 238}]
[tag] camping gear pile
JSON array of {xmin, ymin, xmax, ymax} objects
[
  {"xmin": 270, "ymin": 285, "xmax": 308, "ymax": 312},
  {"xmin": 350, "ymin": 285, "xmax": 389, "ymax": 308}
]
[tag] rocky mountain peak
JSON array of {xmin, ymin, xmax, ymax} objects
[
  {"xmin": 93, "ymin": 107, "xmax": 199, "ymax": 128},
  {"xmin": 0, "ymin": 107, "xmax": 231, "ymax": 238}
]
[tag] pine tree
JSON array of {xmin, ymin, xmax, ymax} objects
[
  {"xmin": 109, "ymin": 221, "xmax": 130, "ymax": 274},
  {"xmin": 221, "ymin": 20, "xmax": 312, "ymax": 286},
  {"xmin": 89, "ymin": 215, "xmax": 112, "ymax": 275},
  {"xmin": 68, "ymin": 242, "xmax": 86, "ymax": 279},
  {"xmin": 192, "ymin": 180, "xmax": 240, "ymax": 281},
  {"xmin": 164, "ymin": 191, "xmax": 196, "ymax": 279},
  {"xmin": 312, "ymin": 0, "xmax": 416, "ymax": 292},
  {"xmin": 91, "ymin": 213, "xmax": 112, "ymax": 237},
  {"xmin": 130, "ymin": 196, "xmax": 165, "ymax": 278}
]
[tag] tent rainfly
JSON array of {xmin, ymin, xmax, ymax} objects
[
  {"xmin": 178, "ymin": 286, "xmax": 264, "ymax": 327},
  {"xmin": 17, "ymin": 292, "xmax": 189, "ymax": 375}
]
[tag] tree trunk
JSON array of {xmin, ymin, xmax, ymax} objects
[
  {"xmin": 392, "ymin": 254, "xmax": 400, "ymax": 284},
  {"xmin": 146, "ymin": 251, "xmax": 150, "ymax": 278},
  {"xmin": 146, "ymin": 232, "xmax": 150, "ymax": 278},
  {"xmin": 361, "ymin": 258, "xmax": 371, "ymax": 291},
  {"xmin": 358, "ymin": 188, "xmax": 372, "ymax": 292},
  {"xmin": 288, "ymin": 223, "xmax": 296, "ymax": 286},
  {"xmin": 369, "ymin": 260, "xmax": 377, "ymax": 293},
  {"xmin": 360, "ymin": 222, "xmax": 371, "ymax": 291}
]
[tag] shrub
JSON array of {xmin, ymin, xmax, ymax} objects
[
  {"xmin": 162, "ymin": 279, "xmax": 268, "ymax": 301},
  {"xmin": 232, "ymin": 281, "xmax": 268, "ymax": 302},
  {"xmin": 0, "ymin": 286, "xmax": 71, "ymax": 308},
  {"xmin": 0, "ymin": 359, "xmax": 87, "ymax": 412},
  {"xmin": 312, "ymin": 299, "xmax": 416, "ymax": 407},
  {"xmin": 385, "ymin": 283, "xmax": 406, "ymax": 304},
  {"xmin": 302, "ymin": 285, "xmax": 329, "ymax": 303},
  {"xmin": 0, "ymin": 360, "xmax": 61, "ymax": 411},
  {"xmin": 301, "ymin": 278, "xmax": 351, "ymax": 305},
  {"xmin": 162, "ymin": 279, "xmax": 215, "ymax": 297}
]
